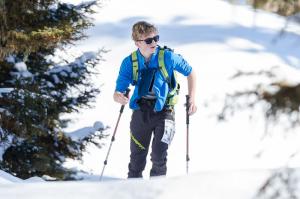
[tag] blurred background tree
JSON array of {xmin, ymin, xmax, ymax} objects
[
  {"xmin": 248, "ymin": 0, "xmax": 300, "ymax": 16},
  {"xmin": 224, "ymin": 0, "xmax": 300, "ymax": 198}
]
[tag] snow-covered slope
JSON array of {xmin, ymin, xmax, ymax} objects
[
  {"xmin": 1, "ymin": 0, "xmax": 300, "ymax": 198},
  {"xmin": 0, "ymin": 170, "xmax": 22, "ymax": 184},
  {"xmin": 0, "ymin": 169, "xmax": 271, "ymax": 199}
]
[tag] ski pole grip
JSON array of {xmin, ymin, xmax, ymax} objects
[
  {"xmin": 186, "ymin": 95, "xmax": 190, "ymax": 125},
  {"xmin": 120, "ymin": 88, "xmax": 130, "ymax": 113}
]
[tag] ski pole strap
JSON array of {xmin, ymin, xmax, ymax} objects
[
  {"xmin": 186, "ymin": 95, "xmax": 190, "ymax": 124},
  {"xmin": 120, "ymin": 88, "xmax": 130, "ymax": 113}
]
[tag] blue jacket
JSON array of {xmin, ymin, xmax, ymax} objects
[{"xmin": 115, "ymin": 46, "xmax": 192, "ymax": 111}]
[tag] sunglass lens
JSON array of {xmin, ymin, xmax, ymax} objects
[
  {"xmin": 144, "ymin": 38, "xmax": 153, "ymax": 44},
  {"xmin": 153, "ymin": 35, "xmax": 159, "ymax": 42},
  {"xmin": 143, "ymin": 35, "xmax": 159, "ymax": 44}
]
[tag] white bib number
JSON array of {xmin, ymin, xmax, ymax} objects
[{"xmin": 161, "ymin": 119, "xmax": 175, "ymax": 145}]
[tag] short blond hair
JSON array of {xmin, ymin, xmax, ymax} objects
[{"xmin": 131, "ymin": 21, "xmax": 158, "ymax": 41}]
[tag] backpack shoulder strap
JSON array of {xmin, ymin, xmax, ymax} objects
[
  {"xmin": 131, "ymin": 51, "xmax": 138, "ymax": 85},
  {"xmin": 162, "ymin": 45, "xmax": 174, "ymax": 52},
  {"xmin": 158, "ymin": 49, "xmax": 170, "ymax": 84},
  {"xmin": 158, "ymin": 47, "xmax": 180, "ymax": 106}
]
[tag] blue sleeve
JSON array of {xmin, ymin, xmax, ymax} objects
[
  {"xmin": 166, "ymin": 51, "xmax": 192, "ymax": 76},
  {"xmin": 115, "ymin": 56, "xmax": 132, "ymax": 92}
]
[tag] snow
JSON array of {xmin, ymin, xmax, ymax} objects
[
  {"xmin": 0, "ymin": 170, "xmax": 22, "ymax": 184},
  {"xmin": 0, "ymin": 88, "xmax": 14, "ymax": 96},
  {"xmin": 14, "ymin": 62, "xmax": 27, "ymax": 72},
  {"xmin": 67, "ymin": 121, "xmax": 105, "ymax": 141},
  {"xmin": 0, "ymin": 169, "xmax": 271, "ymax": 199},
  {"xmin": 1, "ymin": 0, "xmax": 300, "ymax": 198},
  {"xmin": 13, "ymin": 62, "xmax": 33, "ymax": 78}
]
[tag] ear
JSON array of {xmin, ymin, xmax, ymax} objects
[{"xmin": 134, "ymin": 41, "xmax": 139, "ymax": 47}]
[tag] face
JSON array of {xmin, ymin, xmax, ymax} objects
[{"xmin": 135, "ymin": 32, "xmax": 159, "ymax": 58}]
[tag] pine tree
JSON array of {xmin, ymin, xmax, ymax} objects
[{"xmin": 0, "ymin": 0, "xmax": 106, "ymax": 180}]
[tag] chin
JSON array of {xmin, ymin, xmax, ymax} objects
[{"xmin": 150, "ymin": 46, "xmax": 156, "ymax": 53}]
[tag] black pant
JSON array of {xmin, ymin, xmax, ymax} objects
[{"xmin": 128, "ymin": 99, "xmax": 175, "ymax": 178}]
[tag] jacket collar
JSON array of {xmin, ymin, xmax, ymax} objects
[{"xmin": 136, "ymin": 46, "xmax": 159, "ymax": 68}]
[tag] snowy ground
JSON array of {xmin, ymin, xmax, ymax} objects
[
  {"xmin": 1, "ymin": 0, "xmax": 300, "ymax": 198},
  {"xmin": 0, "ymin": 169, "xmax": 271, "ymax": 199}
]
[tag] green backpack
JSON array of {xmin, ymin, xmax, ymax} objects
[{"xmin": 131, "ymin": 46, "xmax": 180, "ymax": 106}]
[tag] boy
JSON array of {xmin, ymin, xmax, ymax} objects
[{"xmin": 113, "ymin": 21, "xmax": 197, "ymax": 178}]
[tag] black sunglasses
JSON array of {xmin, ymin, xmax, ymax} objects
[{"xmin": 137, "ymin": 35, "xmax": 159, "ymax": 45}]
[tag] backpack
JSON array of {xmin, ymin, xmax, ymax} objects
[{"xmin": 131, "ymin": 46, "xmax": 180, "ymax": 106}]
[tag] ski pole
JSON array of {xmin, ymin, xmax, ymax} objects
[
  {"xmin": 100, "ymin": 88, "xmax": 130, "ymax": 181},
  {"xmin": 185, "ymin": 95, "xmax": 190, "ymax": 174}
]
